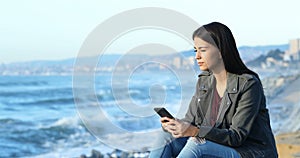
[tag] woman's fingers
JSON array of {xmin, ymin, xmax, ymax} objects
[
  {"xmin": 163, "ymin": 119, "xmax": 194, "ymax": 138},
  {"xmin": 161, "ymin": 117, "xmax": 186, "ymax": 137},
  {"xmin": 161, "ymin": 117, "xmax": 173, "ymax": 132},
  {"xmin": 160, "ymin": 117, "xmax": 173, "ymax": 123}
]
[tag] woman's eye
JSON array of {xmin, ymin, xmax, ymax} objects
[
  {"xmin": 194, "ymin": 49, "xmax": 197, "ymax": 52},
  {"xmin": 200, "ymin": 49, "xmax": 206, "ymax": 52}
]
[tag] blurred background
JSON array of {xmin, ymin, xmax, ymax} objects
[{"xmin": 1, "ymin": 0, "xmax": 300, "ymax": 157}]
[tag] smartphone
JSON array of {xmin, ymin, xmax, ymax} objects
[{"xmin": 154, "ymin": 107, "xmax": 174, "ymax": 119}]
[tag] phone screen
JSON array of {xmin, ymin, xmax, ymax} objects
[{"xmin": 154, "ymin": 107, "xmax": 174, "ymax": 119}]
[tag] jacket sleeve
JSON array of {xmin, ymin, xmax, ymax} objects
[
  {"xmin": 181, "ymin": 77, "xmax": 202, "ymax": 124},
  {"xmin": 199, "ymin": 78, "xmax": 262, "ymax": 147},
  {"xmin": 182, "ymin": 71, "xmax": 211, "ymax": 124},
  {"xmin": 181, "ymin": 96, "xmax": 197, "ymax": 124}
]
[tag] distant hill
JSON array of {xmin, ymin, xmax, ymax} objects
[
  {"xmin": 4, "ymin": 44, "xmax": 288, "ymax": 67},
  {"xmin": 176, "ymin": 44, "xmax": 289, "ymax": 62},
  {"xmin": 0, "ymin": 44, "xmax": 289, "ymax": 75},
  {"xmin": 238, "ymin": 44, "xmax": 288, "ymax": 62},
  {"xmin": 246, "ymin": 49, "xmax": 285, "ymax": 67}
]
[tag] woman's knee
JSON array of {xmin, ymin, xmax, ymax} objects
[
  {"xmin": 150, "ymin": 137, "xmax": 188, "ymax": 158},
  {"xmin": 178, "ymin": 138, "xmax": 240, "ymax": 158},
  {"xmin": 177, "ymin": 137, "xmax": 203, "ymax": 158}
]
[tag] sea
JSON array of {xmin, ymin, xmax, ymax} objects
[
  {"xmin": 0, "ymin": 71, "xmax": 197, "ymax": 157},
  {"xmin": 0, "ymin": 70, "xmax": 299, "ymax": 157}
]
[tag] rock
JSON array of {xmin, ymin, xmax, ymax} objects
[
  {"xmin": 80, "ymin": 154, "xmax": 87, "ymax": 158},
  {"xmin": 80, "ymin": 149, "xmax": 104, "ymax": 158},
  {"xmin": 90, "ymin": 149, "xmax": 104, "ymax": 158}
]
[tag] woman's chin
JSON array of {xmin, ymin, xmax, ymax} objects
[{"xmin": 199, "ymin": 67, "xmax": 208, "ymax": 71}]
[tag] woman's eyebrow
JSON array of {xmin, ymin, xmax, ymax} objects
[{"xmin": 194, "ymin": 46, "xmax": 208, "ymax": 49}]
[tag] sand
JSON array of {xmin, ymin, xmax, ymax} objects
[{"xmin": 276, "ymin": 132, "xmax": 300, "ymax": 158}]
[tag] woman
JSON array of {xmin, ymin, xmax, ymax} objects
[{"xmin": 150, "ymin": 22, "xmax": 278, "ymax": 158}]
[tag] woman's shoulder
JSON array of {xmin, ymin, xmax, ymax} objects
[
  {"xmin": 237, "ymin": 73, "xmax": 260, "ymax": 82},
  {"xmin": 236, "ymin": 73, "xmax": 263, "ymax": 91}
]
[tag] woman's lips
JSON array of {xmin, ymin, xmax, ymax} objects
[{"xmin": 198, "ymin": 62, "xmax": 204, "ymax": 66}]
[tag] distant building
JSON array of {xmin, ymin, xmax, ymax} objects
[{"xmin": 286, "ymin": 39, "xmax": 300, "ymax": 61}]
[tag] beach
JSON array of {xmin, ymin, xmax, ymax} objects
[
  {"xmin": 276, "ymin": 132, "xmax": 300, "ymax": 158},
  {"xmin": 269, "ymin": 74, "xmax": 300, "ymax": 157}
]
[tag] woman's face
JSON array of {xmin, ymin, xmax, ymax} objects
[{"xmin": 193, "ymin": 37, "xmax": 223, "ymax": 71}]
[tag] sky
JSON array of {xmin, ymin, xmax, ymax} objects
[{"xmin": 0, "ymin": 0, "xmax": 300, "ymax": 63}]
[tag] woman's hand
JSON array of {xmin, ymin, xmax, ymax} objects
[
  {"xmin": 160, "ymin": 117, "xmax": 172, "ymax": 131},
  {"xmin": 160, "ymin": 117, "xmax": 199, "ymax": 138}
]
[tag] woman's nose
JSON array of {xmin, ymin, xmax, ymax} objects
[{"xmin": 195, "ymin": 51, "xmax": 201, "ymax": 59}]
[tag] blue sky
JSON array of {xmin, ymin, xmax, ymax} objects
[{"xmin": 1, "ymin": 0, "xmax": 299, "ymax": 63}]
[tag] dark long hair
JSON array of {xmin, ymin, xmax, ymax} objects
[{"xmin": 193, "ymin": 22, "xmax": 260, "ymax": 81}]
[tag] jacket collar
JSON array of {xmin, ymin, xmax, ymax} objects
[
  {"xmin": 226, "ymin": 72, "xmax": 238, "ymax": 94},
  {"xmin": 198, "ymin": 70, "xmax": 212, "ymax": 77},
  {"xmin": 199, "ymin": 71, "xmax": 238, "ymax": 94},
  {"xmin": 215, "ymin": 72, "xmax": 238, "ymax": 127}
]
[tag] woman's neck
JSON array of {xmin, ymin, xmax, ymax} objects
[
  {"xmin": 214, "ymin": 69, "xmax": 227, "ymax": 85},
  {"xmin": 213, "ymin": 69, "xmax": 227, "ymax": 97}
]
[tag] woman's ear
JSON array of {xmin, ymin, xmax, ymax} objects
[{"xmin": 218, "ymin": 51, "xmax": 222, "ymax": 59}]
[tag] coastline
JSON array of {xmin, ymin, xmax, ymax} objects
[{"xmin": 268, "ymin": 73, "xmax": 300, "ymax": 158}]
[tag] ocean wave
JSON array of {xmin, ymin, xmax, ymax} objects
[
  {"xmin": 1, "ymin": 116, "xmax": 94, "ymax": 157},
  {"xmin": 0, "ymin": 118, "xmax": 41, "ymax": 157},
  {"xmin": 128, "ymin": 89, "xmax": 142, "ymax": 95},
  {"xmin": 117, "ymin": 117, "xmax": 160, "ymax": 131},
  {"xmin": 0, "ymin": 118, "xmax": 32, "ymax": 126},
  {"xmin": 0, "ymin": 81, "xmax": 48, "ymax": 87},
  {"xmin": 48, "ymin": 117, "xmax": 81, "ymax": 128},
  {"xmin": 19, "ymin": 97, "xmax": 75, "ymax": 106},
  {"xmin": 0, "ymin": 87, "xmax": 73, "ymax": 98},
  {"xmin": 2, "ymin": 107, "xmax": 18, "ymax": 111}
]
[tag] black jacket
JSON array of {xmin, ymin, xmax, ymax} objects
[{"xmin": 183, "ymin": 71, "xmax": 278, "ymax": 158}]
